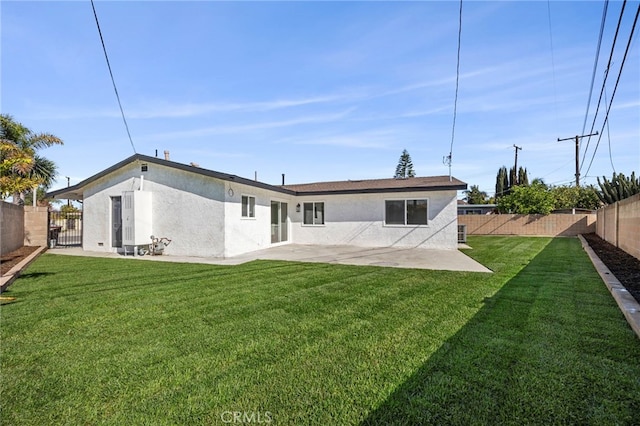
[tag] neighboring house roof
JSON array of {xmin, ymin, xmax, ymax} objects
[{"xmin": 46, "ymin": 154, "xmax": 467, "ymax": 200}]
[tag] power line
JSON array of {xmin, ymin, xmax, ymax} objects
[
  {"xmin": 444, "ymin": 0, "xmax": 463, "ymax": 181},
  {"xmin": 584, "ymin": 2, "xmax": 640, "ymax": 178},
  {"xmin": 90, "ymin": 0, "xmax": 137, "ymax": 154},
  {"xmin": 546, "ymin": 0, "xmax": 559, "ymax": 131},
  {"xmin": 604, "ymin": 82, "xmax": 616, "ymax": 174},
  {"xmin": 580, "ymin": 0, "xmax": 627, "ymax": 170},
  {"xmin": 581, "ymin": 0, "xmax": 609, "ymax": 136},
  {"xmin": 540, "ymin": 159, "xmax": 573, "ymax": 180}
]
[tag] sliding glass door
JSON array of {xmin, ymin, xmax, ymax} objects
[{"xmin": 270, "ymin": 201, "xmax": 288, "ymax": 243}]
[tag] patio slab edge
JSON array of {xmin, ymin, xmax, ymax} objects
[
  {"xmin": 0, "ymin": 246, "xmax": 47, "ymax": 293},
  {"xmin": 578, "ymin": 234, "xmax": 640, "ymax": 340}
]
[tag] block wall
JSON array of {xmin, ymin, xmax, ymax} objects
[{"xmin": 458, "ymin": 214, "xmax": 596, "ymax": 237}]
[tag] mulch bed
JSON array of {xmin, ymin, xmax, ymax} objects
[
  {"xmin": 582, "ymin": 233, "xmax": 640, "ymax": 304},
  {"xmin": 0, "ymin": 246, "xmax": 40, "ymax": 276}
]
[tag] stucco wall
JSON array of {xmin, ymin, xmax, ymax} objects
[
  {"xmin": 79, "ymin": 160, "xmax": 460, "ymax": 257},
  {"xmin": 83, "ymin": 162, "xmax": 226, "ymax": 257},
  {"xmin": 1, "ymin": 201, "xmax": 24, "ymax": 255},
  {"xmin": 223, "ymin": 182, "xmax": 294, "ymax": 257},
  {"xmin": 289, "ymin": 190, "xmax": 459, "ymax": 250}
]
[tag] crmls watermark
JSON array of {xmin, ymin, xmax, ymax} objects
[{"xmin": 220, "ymin": 411, "xmax": 273, "ymax": 424}]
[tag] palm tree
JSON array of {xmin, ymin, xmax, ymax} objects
[{"xmin": 0, "ymin": 114, "xmax": 63, "ymax": 202}]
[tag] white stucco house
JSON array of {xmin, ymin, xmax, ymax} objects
[{"xmin": 47, "ymin": 154, "xmax": 467, "ymax": 258}]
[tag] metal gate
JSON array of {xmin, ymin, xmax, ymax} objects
[{"xmin": 48, "ymin": 210, "xmax": 83, "ymax": 248}]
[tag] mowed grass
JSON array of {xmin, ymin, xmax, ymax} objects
[{"xmin": 1, "ymin": 237, "xmax": 639, "ymax": 425}]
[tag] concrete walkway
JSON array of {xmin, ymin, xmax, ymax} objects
[{"xmin": 47, "ymin": 244, "xmax": 492, "ymax": 273}]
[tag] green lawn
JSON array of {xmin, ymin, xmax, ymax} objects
[{"xmin": 1, "ymin": 236, "xmax": 639, "ymax": 425}]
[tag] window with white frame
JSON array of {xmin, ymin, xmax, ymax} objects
[
  {"xmin": 242, "ymin": 195, "xmax": 256, "ymax": 218},
  {"xmin": 385, "ymin": 199, "xmax": 428, "ymax": 225},
  {"xmin": 303, "ymin": 202, "xmax": 324, "ymax": 225}
]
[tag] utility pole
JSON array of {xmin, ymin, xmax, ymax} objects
[
  {"xmin": 66, "ymin": 176, "xmax": 70, "ymax": 207},
  {"xmin": 513, "ymin": 145, "xmax": 522, "ymax": 185},
  {"xmin": 557, "ymin": 132, "xmax": 598, "ymax": 187}
]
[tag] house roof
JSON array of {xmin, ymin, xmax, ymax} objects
[
  {"xmin": 281, "ymin": 176, "xmax": 466, "ymax": 195},
  {"xmin": 46, "ymin": 154, "xmax": 295, "ymax": 200},
  {"xmin": 46, "ymin": 154, "xmax": 467, "ymax": 200}
]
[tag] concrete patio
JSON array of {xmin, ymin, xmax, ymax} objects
[{"xmin": 47, "ymin": 244, "xmax": 491, "ymax": 273}]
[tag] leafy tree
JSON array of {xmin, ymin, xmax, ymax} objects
[
  {"xmin": 497, "ymin": 180, "xmax": 555, "ymax": 214},
  {"xmin": 596, "ymin": 172, "xmax": 640, "ymax": 204},
  {"xmin": 0, "ymin": 114, "xmax": 63, "ymax": 202},
  {"xmin": 551, "ymin": 185, "xmax": 600, "ymax": 210},
  {"xmin": 394, "ymin": 149, "xmax": 416, "ymax": 178},
  {"xmin": 59, "ymin": 203, "xmax": 82, "ymax": 219},
  {"xmin": 498, "ymin": 177, "xmax": 598, "ymax": 214},
  {"xmin": 464, "ymin": 185, "xmax": 489, "ymax": 204}
]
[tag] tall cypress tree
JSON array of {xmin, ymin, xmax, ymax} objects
[
  {"xmin": 518, "ymin": 167, "xmax": 529, "ymax": 186},
  {"xmin": 495, "ymin": 166, "xmax": 509, "ymax": 198}
]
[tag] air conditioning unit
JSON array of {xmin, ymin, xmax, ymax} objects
[
  {"xmin": 122, "ymin": 190, "xmax": 152, "ymax": 246},
  {"xmin": 458, "ymin": 224, "xmax": 467, "ymax": 243}
]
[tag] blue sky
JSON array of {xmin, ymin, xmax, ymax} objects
[{"xmin": 2, "ymin": 1, "xmax": 639, "ymax": 197}]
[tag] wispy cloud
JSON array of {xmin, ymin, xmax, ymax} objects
[
  {"xmin": 279, "ymin": 126, "xmax": 422, "ymax": 150},
  {"xmin": 24, "ymin": 93, "xmax": 360, "ymax": 121},
  {"xmin": 126, "ymin": 94, "xmax": 355, "ymax": 119},
  {"xmin": 139, "ymin": 108, "xmax": 356, "ymax": 142}
]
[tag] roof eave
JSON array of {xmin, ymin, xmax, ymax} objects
[
  {"xmin": 47, "ymin": 186, "xmax": 84, "ymax": 200},
  {"xmin": 289, "ymin": 184, "xmax": 467, "ymax": 196},
  {"xmin": 44, "ymin": 153, "xmax": 297, "ymax": 199},
  {"xmin": 44, "ymin": 154, "xmax": 466, "ymax": 199}
]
